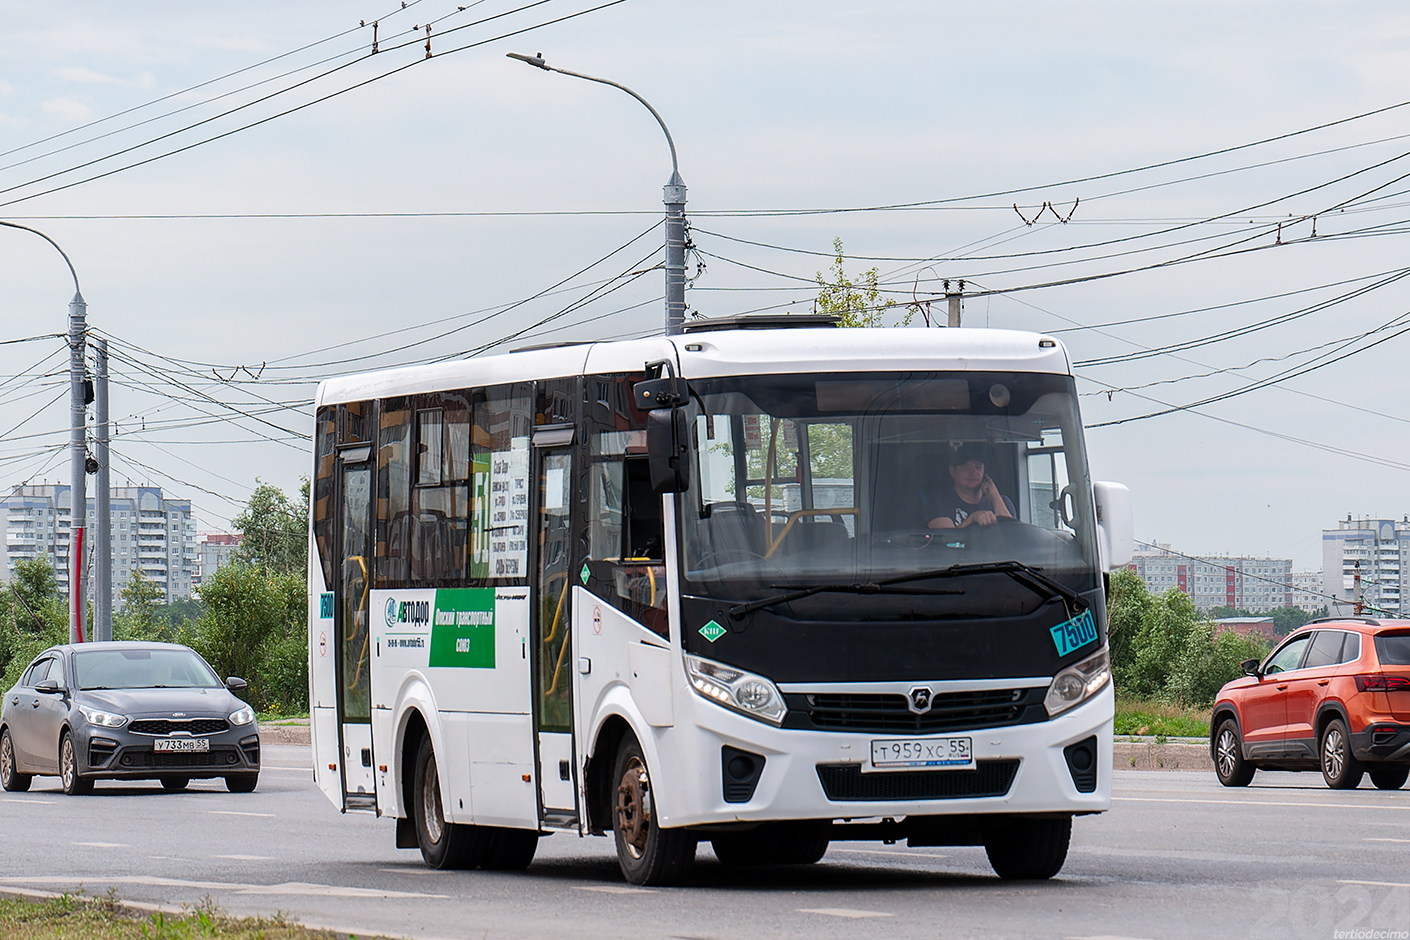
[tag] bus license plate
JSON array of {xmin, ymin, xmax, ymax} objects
[
  {"xmin": 868, "ymin": 736, "xmax": 973, "ymax": 771},
  {"xmin": 154, "ymin": 738, "xmax": 209, "ymax": 753}
]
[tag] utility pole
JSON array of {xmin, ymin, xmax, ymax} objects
[
  {"xmin": 945, "ymin": 279, "xmax": 964, "ymax": 328},
  {"xmin": 68, "ymin": 291, "xmax": 88, "ymax": 643},
  {"xmin": 0, "ymin": 220, "xmax": 89, "ymax": 643},
  {"xmin": 507, "ymin": 52, "xmax": 688, "ymax": 334},
  {"xmin": 95, "ymin": 338, "xmax": 111, "ymax": 642}
]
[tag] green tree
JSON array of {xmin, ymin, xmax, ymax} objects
[
  {"xmin": 231, "ymin": 479, "xmax": 309, "ymax": 577},
  {"xmin": 1270, "ymin": 605, "xmax": 1318, "ymax": 635},
  {"xmin": 1165, "ymin": 622, "xmax": 1270, "ymax": 707},
  {"xmin": 0, "ymin": 556, "xmax": 67, "ymax": 692},
  {"xmin": 809, "ymin": 238, "xmax": 913, "ymax": 328},
  {"xmin": 114, "ymin": 570, "xmax": 166, "ymax": 641},
  {"xmin": 190, "ymin": 564, "xmax": 306, "ymax": 714}
]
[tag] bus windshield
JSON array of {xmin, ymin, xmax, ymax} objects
[{"xmin": 680, "ymin": 371, "xmax": 1100, "ymax": 606}]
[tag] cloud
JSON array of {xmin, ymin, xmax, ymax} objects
[
  {"xmin": 0, "ymin": 80, "xmax": 12, "ymax": 95},
  {"xmin": 56, "ymin": 66, "xmax": 125, "ymax": 85},
  {"xmin": 40, "ymin": 97, "xmax": 92, "ymax": 121}
]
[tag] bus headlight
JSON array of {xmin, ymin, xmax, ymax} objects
[
  {"xmin": 685, "ymin": 653, "xmax": 787, "ymax": 726},
  {"xmin": 1044, "ymin": 646, "xmax": 1110, "ymax": 717}
]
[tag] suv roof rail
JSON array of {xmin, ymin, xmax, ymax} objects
[{"xmin": 1305, "ymin": 616, "xmax": 1381, "ymax": 627}]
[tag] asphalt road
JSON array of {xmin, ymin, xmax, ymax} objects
[{"xmin": 1, "ymin": 745, "xmax": 1408, "ymax": 940}]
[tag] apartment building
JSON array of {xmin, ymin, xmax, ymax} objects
[
  {"xmin": 0, "ymin": 484, "xmax": 197, "ymax": 605},
  {"xmin": 1129, "ymin": 543, "xmax": 1292, "ymax": 612}
]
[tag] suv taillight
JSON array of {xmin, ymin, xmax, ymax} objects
[{"xmin": 1354, "ymin": 675, "xmax": 1410, "ymax": 692}]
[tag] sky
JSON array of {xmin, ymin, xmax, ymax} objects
[{"xmin": 4, "ymin": 0, "xmax": 1410, "ymax": 570}]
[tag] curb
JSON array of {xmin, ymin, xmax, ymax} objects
[
  {"xmin": 258, "ymin": 721, "xmax": 311, "ymax": 747},
  {"xmin": 1113, "ymin": 740, "xmax": 1213, "ymax": 772}
]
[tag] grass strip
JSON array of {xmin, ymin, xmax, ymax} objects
[
  {"xmin": 0, "ymin": 892, "xmax": 381, "ymax": 940},
  {"xmin": 1114, "ymin": 696, "xmax": 1211, "ymax": 738}
]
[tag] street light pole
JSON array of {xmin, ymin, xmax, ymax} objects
[
  {"xmin": 0, "ymin": 220, "xmax": 88, "ymax": 643},
  {"xmin": 507, "ymin": 52, "xmax": 688, "ymax": 335}
]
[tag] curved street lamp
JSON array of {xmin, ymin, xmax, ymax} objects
[
  {"xmin": 507, "ymin": 52, "xmax": 688, "ymax": 335},
  {"xmin": 0, "ymin": 220, "xmax": 93, "ymax": 643}
]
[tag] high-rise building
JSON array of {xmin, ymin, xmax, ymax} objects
[
  {"xmin": 1322, "ymin": 516, "xmax": 1410, "ymax": 616},
  {"xmin": 0, "ymin": 484, "xmax": 196, "ymax": 605},
  {"xmin": 195, "ymin": 532, "xmax": 241, "ymax": 589},
  {"xmin": 1128, "ymin": 543, "xmax": 1292, "ymax": 612},
  {"xmin": 1288, "ymin": 570, "xmax": 1326, "ymax": 612}
]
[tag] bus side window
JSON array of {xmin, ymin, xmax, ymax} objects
[
  {"xmin": 377, "ymin": 398, "xmax": 412, "ymax": 587},
  {"xmin": 583, "ymin": 376, "xmax": 667, "ymax": 638}
]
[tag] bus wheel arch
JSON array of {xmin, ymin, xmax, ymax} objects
[
  {"xmin": 399, "ymin": 708, "xmax": 431, "ymax": 823},
  {"xmin": 584, "ymin": 715, "xmax": 632, "ymax": 835}
]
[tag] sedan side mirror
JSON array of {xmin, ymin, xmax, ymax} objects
[
  {"xmin": 226, "ymin": 677, "xmax": 248, "ymax": 692},
  {"xmin": 34, "ymin": 679, "xmax": 62, "ymax": 694},
  {"xmin": 1240, "ymin": 659, "xmax": 1261, "ymax": 678}
]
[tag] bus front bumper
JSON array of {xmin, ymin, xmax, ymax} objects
[{"xmin": 654, "ymin": 682, "xmax": 1113, "ymax": 830}]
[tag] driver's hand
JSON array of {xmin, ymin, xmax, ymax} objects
[{"xmin": 967, "ymin": 510, "xmax": 997, "ymax": 526}]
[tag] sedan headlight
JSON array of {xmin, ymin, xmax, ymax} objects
[
  {"xmin": 1044, "ymin": 645, "xmax": 1111, "ymax": 717},
  {"xmin": 77, "ymin": 705, "xmax": 128, "ymax": 728},
  {"xmin": 685, "ymin": 653, "xmax": 787, "ymax": 726},
  {"xmin": 228, "ymin": 706, "xmax": 255, "ymax": 726}
]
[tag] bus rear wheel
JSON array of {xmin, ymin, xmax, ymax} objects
[
  {"xmin": 413, "ymin": 736, "xmax": 492, "ymax": 869},
  {"xmin": 612, "ymin": 736, "xmax": 695, "ymax": 885},
  {"xmin": 984, "ymin": 816, "xmax": 1071, "ymax": 880}
]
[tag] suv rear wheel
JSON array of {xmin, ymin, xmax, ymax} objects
[
  {"xmin": 1320, "ymin": 718, "xmax": 1366, "ymax": 789},
  {"xmin": 0, "ymin": 729, "xmax": 31, "ymax": 793}
]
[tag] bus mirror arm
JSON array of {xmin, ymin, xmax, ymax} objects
[
  {"xmin": 647, "ymin": 407, "xmax": 691, "ymax": 494},
  {"xmin": 632, "ymin": 366, "xmax": 689, "ymax": 411}
]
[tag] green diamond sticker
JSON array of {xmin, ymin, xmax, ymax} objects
[
  {"xmin": 580, "ymin": 563, "xmax": 591, "ymax": 585},
  {"xmin": 699, "ymin": 619, "xmax": 726, "ymax": 642}
]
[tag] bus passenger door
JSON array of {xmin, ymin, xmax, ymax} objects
[
  {"xmin": 337, "ymin": 452, "xmax": 377, "ymax": 809},
  {"xmin": 531, "ymin": 428, "xmax": 578, "ymax": 822}
]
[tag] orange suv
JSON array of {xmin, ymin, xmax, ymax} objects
[{"xmin": 1210, "ymin": 618, "xmax": 1410, "ymax": 790}]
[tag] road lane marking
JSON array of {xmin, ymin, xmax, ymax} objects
[
  {"xmin": 2, "ymin": 798, "xmax": 55, "ymax": 804},
  {"xmin": 1114, "ymin": 796, "xmax": 1410, "ymax": 811},
  {"xmin": 829, "ymin": 848, "xmax": 951, "ymax": 859},
  {"xmin": 71, "ymin": 842, "xmax": 127, "ymax": 848},
  {"xmin": 0, "ymin": 875, "xmax": 449, "ymax": 900},
  {"xmin": 798, "ymin": 908, "xmax": 893, "ymax": 919},
  {"xmin": 212, "ymin": 855, "xmax": 274, "ymax": 861},
  {"xmin": 573, "ymin": 885, "xmax": 654, "ymax": 895},
  {"xmin": 1363, "ymin": 837, "xmax": 1410, "ymax": 842},
  {"xmin": 206, "ymin": 810, "xmax": 275, "ymax": 818},
  {"xmin": 1341, "ymin": 879, "xmax": 1410, "ymax": 888},
  {"xmin": 1065, "ymin": 936, "xmax": 1158, "ymax": 940}
]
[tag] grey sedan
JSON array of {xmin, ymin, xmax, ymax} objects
[{"xmin": 0, "ymin": 642, "xmax": 260, "ymax": 794}]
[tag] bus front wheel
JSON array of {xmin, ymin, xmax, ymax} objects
[
  {"xmin": 413, "ymin": 736, "xmax": 492, "ymax": 869},
  {"xmin": 612, "ymin": 736, "xmax": 696, "ymax": 885},
  {"xmin": 984, "ymin": 816, "xmax": 1071, "ymax": 880}
]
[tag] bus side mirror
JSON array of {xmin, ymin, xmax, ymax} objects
[
  {"xmin": 1093, "ymin": 481, "xmax": 1133, "ymax": 570},
  {"xmin": 646, "ymin": 408, "xmax": 691, "ymax": 494}
]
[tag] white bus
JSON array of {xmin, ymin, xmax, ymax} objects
[{"xmin": 307, "ymin": 316, "xmax": 1132, "ymax": 884}]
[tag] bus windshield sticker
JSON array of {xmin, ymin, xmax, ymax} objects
[
  {"xmin": 428, "ymin": 588, "xmax": 497, "ymax": 668},
  {"xmin": 580, "ymin": 563, "xmax": 591, "ymax": 585},
  {"xmin": 1050, "ymin": 609, "xmax": 1098, "ymax": 658},
  {"xmin": 699, "ymin": 620, "xmax": 726, "ymax": 642}
]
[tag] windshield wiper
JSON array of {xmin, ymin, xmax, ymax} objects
[
  {"xmin": 728, "ymin": 581, "xmax": 964, "ymax": 620},
  {"xmin": 726, "ymin": 560, "xmax": 1085, "ymax": 620}
]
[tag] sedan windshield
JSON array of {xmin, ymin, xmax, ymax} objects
[
  {"xmin": 75, "ymin": 648, "xmax": 222, "ymax": 690},
  {"xmin": 680, "ymin": 371, "xmax": 1100, "ymax": 606}
]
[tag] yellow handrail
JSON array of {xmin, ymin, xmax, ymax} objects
[{"xmin": 764, "ymin": 508, "xmax": 858, "ymax": 559}]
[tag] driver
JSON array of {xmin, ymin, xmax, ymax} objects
[{"xmin": 927, "ymin": 442, "xmax": 1015, "ymax": 529}]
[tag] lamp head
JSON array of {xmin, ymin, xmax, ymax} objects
[{"xmin": 507, "ymin": 51, "xmax": 548, "ymax": 69}]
